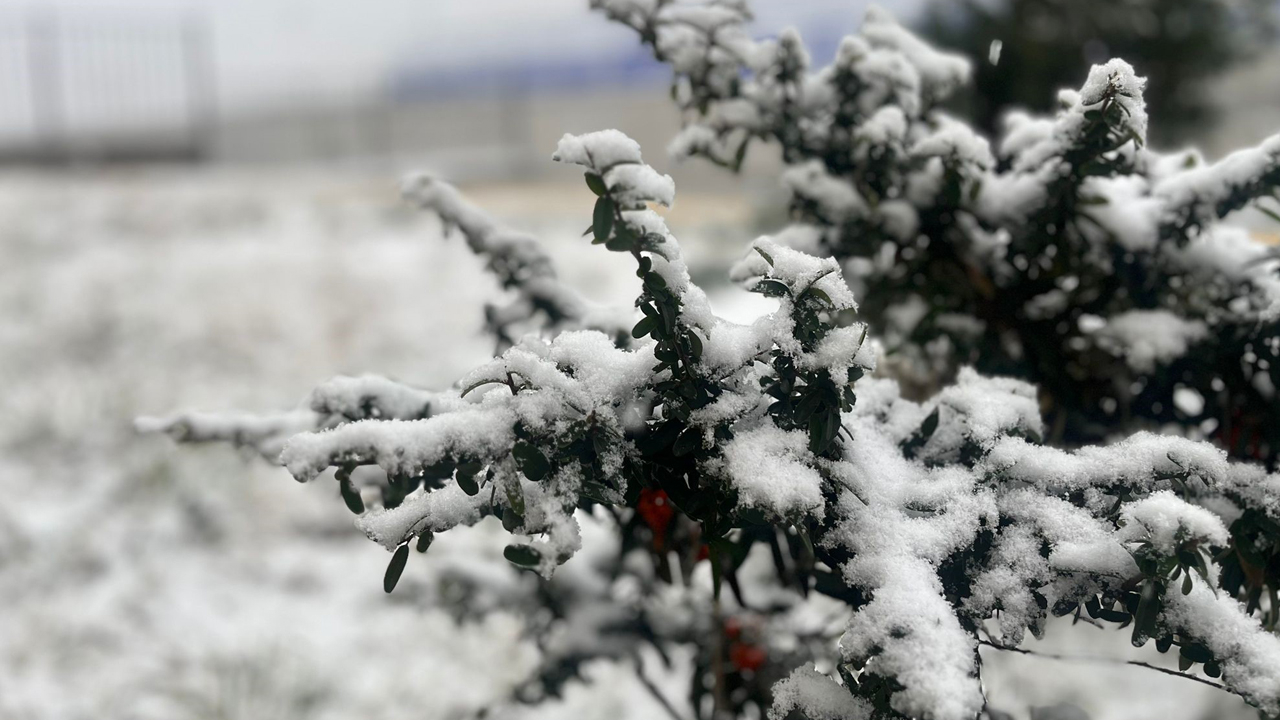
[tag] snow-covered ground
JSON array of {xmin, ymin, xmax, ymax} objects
[
  {"xmin": 0, "ymin": 166, "xmax": 1257, "ymax": 719},
  {"xmin": 0, "ymin": 167, "xmax": 681, "ymax": 720}
]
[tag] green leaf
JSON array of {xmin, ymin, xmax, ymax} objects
[
  {"xmin": 632, "ymin": 315, "xmax": 657, "ymax": 339},
  {"xmin": 461, "ymin": 378, "xmax": 504, "ymax": 397},
  {"xmin": 808, "ymin": 412, "xmax": 838, "ymax": 454},
  {"xmin": 751, "ymin": 279, "xmax": 790, "ymax": 297},
  {"xmin": 733, "ymin": 139, "xmax": 750, "ymax": 171},
  {"xmin": 580, "ymin": 479, "xmax": 614, "ymax": 504},
  {"xmin": 900, "ymin": 407, "xmax": 940, "ymax": 459},
  {"xmin": 502, "ymin": 506, "xmax": 522, "ymax": 532},
  {"xmin": 673, "ymin": 428, "xmax": 700, "ymax": 457},
  {"xmin": 1098, "ymin": 607, "xmax": 1130, "ymax": 623},
  {"xmin": 505, "ymin": 479, "xmax": 526, "ymax": 518},
  {"xmin": 456, "ymin": 471, "xmax": 479, "ymax": 496},
  {"xmin": 593, "ymin": 197, "xmax": 615, "ymax": 242},
  {"xmin": 644, "ymin": 271, "xmax": 668, "ymax": 290},
  {"xmin": 1180, "ymin": 643, "xmax": 1214, "ymax": 664},
  {"xmin": 383, "ymin": 544, "xmax": 410, "ymax": 593},
  {"xmin": 1132, "ymin": 581, "xmax": 1158, "ymax": 646},
  {"xmin": 687, "ymin": 330, "xmax": 703, "ymax": 361},
  {"xmin": 1256, "ymin": 202, "xmax": 1280, "ymax": 225},
  {"xmin": 606, "ymin": 225, "xmax": 636, "ymax": 252},
  {"xmin": 415, "ymin": 531, "xmax": 434, "ymax": 553},
  {"xmin": 753, "ymin": 246, "xmax": 774, "ymax": 265},
  {"xmin": 513, "ymin": 441, "xmax": 551, "ymax": 482},
  {"xmin": 503, "ymin": 543, "xmax": 542, "ymax": 568},
  {"xmin": 585, "ymin": 172, "xmax": 607, "ymax": 197},
  {"xmin": 807, "ymin": 287, "xmax": 832, "ymax": 307},
  {"xmin": 1182, "ymin": 572, "xmax": 1194, "ymax": 595},
  {"xmin": 919, "ymin": 408, "xmax": 940, "ymax": 437},
  {"xmin": 338, "ymin": 473, "xmax": 364, "ymax": 515},
  {"xmin": 1085, "ymin": 595, "xmax": 1103, "ymax": 619}
]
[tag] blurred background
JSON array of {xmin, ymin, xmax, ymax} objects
[{"xmin": 2, "ymin": 1, "xmax": 1277, "ymax": 719}]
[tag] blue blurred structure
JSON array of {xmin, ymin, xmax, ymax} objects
[
  {"xmin": 387, "ymin": 27, "xmax": 847, "ymax": 102},
  {"xmin": 390, "ymin": 45, "xmax": 665, "ymax": 101}
]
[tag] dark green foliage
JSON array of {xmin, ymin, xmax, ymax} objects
[
  {"xmin": 336, "ymin": 467, "xmax": 365, "ymax": 515},
  {"xmin": 384, "ymin": 543, "xmax": 410, "ymax": 593},
  {"xmin": 918, "ymin": 0, "xmax": 1278, "ymax": 145},
  {"xmin": 503, "ymin": 543, "xmax": 542, "ymax": 569},
  {"xmin": 608, "ymin": 0, "xmax": 1280, "ymax": 468}
]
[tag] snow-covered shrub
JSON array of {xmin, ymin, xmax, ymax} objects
[
  {"xmin": 596, "ymin": 0, "xmax": 1280, "ymax": 463},
  {"xmin": 143, "ymin": 129, "xmax": 1280, "ymax": 720}
]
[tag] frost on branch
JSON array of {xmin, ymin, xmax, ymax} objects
[
  {"xmin": 134, "ymin": 409, "xmax": 318, "ymax": 461},
  {"xmin": 403, "ymin": 172, "xmax": 633, "ymax": 349},
  {"xmin": 146, "ymin": 129, "xmax": 1280, "ymax": 720},
  {"xmin": 133, "ymin": 373, "xmax": 446, "ymax": 461},
  {"xmin": 603, "ymin": 0, "xmax": 1280, "ymax": 462},
  {"xmin": 770, "ymin": 665, "xmax": 871, "ymax": 720}
]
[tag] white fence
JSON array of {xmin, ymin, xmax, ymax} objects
[{"xmin": 0, "ymin": 8, "xmax": 213, "ymax": 163}]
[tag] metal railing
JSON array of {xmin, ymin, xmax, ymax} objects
[{"xmin": 0, "ymin": 7, "xmax": 214, "ymax": 164}]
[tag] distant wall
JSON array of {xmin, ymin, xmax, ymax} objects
[
  {"xmin": 1205, "ymin": 47, "xmax": 1280, "ymax": 159},
  {"xmin": 0, "ymin": 8, "xmax": 213, "ymax": 164},
  {"xmin": 210, "ymin": 86, "xmax": 785, "ymax": 193}
]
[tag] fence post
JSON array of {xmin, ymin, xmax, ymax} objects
[
  {"xmin": 182, "ymin": 10, "xmax": 216, "ymax": 161},
  {"xmin": 26, "ymin": 8, "xmax": 63, "ymax": 162}
]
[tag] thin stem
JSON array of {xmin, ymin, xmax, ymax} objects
[
  {"xmin": 711, "ymin": 592, "xmax": 728, "ymax": 719},
  {"xmin": 632, "ymin": 655, "xmax": 690, "ymax": 720},
  {"xmin": 977, "ymin": 639, "xmax": 1231, "ymax": 695}
]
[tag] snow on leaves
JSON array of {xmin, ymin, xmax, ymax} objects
[
  {"xmin": 145, "ymin": 127, "xmax": 1280, "ymax": 720},
  {"xmin": 605, "ymin": 0, "xmax": 1280, "ymax": 465}
]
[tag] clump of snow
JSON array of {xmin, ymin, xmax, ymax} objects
[
  {"xmin": 358, "ymin": 482, "xmax": 491, "ymax": 549},
  {"xmin": 734, "ymin": 237, "xmax": 859, "ymax": 310},
  {"xmin": 1118, "ymin": 491, "xmax": 1230, "ymax": 552},
  {"xmin": 917, "ymin": 367, "xmax": 1043, "ymax": 463},
  {"xmin": 783, "ymin": 162, "xmax": 868, "ymax": 222},
  {"xmin": 1079, "ymin": 175, "xmax": 1161, "ymax": 251},
  {"xmin": 840, "ymin": 557, "xmax": 985, "ymax": 720},
  {"xmin": 912, "ymin": 114, "xmax": 994, "ymax": 168},
  {"xmin": 1090, "ymin": 310, "xmax": 1209, "ymax": 373},
  {"xmin": 1156, "ymin": 132, "xmax": 1280, "ymax": 231},
  {"xmin": 135, "ymin": 409, "xmax": 319, "ymax": 460},
  {"xmin": 1163, "ymin": 581, "xmax": 1280, "ymax": 715},
  {"xmin": 770, "ymin": 666, "xmax": 870, "ymax": 720},
  {"xmin": 856, "ymin": 106, "xmax": 908, "ymax": 148},
  {"xmin": 1078, "ymin": 59, "xmax": 1148, "ymax": 140},
  {"xmin": 603, "ymin": 162, "xmax": 677, "ymax": 208},
  {"xmin": 718, "ymin": 424, "xmax": 824, "ymax": 516},
  {"xmin": 552, "ymin": 129, "xmax": 645, "ymax": 170},
  {"xmin": 983, "ymin": 431, "xmax": 1233, "ymax": 496},
  {"xmin": 308, "ymin": 374, "xmax": 438, "ymax": 422},
  {"xmin": 860, "ymin": 5, "xmax": 969, "ymax": 102}
]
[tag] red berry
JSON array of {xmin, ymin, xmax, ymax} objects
[
  {"xmin": 637, "ymin": 488, "xmax": 675, "ymax": 533},
  {"xmin": 723, "ymin": 616, "xmax": 742, "ymax": 641},
  {"xmin": 729, "ymin": 642, "xmax": 766, "ymax": 672}
]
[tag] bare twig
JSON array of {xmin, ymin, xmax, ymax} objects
[
  {"xmin": 632, "ymin": 654, "xmax": 690, "ymax": 720},
  {"xmin": 977, "ymin": 639, "xmax": 1230, "ymax": 695}
]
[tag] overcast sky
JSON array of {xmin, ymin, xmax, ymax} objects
[{"xmin": 10, "ymin": 0, "xmax": 927, "ymax": 112}]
